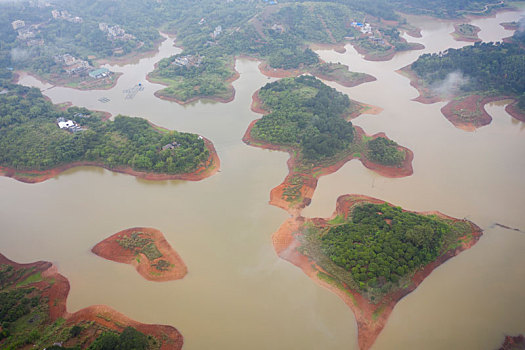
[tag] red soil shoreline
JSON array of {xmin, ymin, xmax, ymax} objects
[
  {"xmin": 273, "ymin": 195, "xmax": 483, "ymax": 350},
  {"xmin": 398, "ymin": 65, "xmax": 525, "ymax": 129},
  {"xmin": 92, "ymin": 227, "xmax": 187, "ymax": 282},
  {"xmin": 0, "ymin": 136, "xmax": 220, "ymax": 184},
  {"xmin": 245, "ymin": 91, "xmax": 412, "ymax": 215},
  {"xmin": 0, "ymin": 253, "xmax": 183, "ymax": 349},
  {"xmin": 498, "ymin": 334, "xmax": 525, "ymax": 350}
]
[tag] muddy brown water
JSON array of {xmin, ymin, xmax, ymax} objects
[{"xmin": 3, "ymin": 10, "xmax": 525, "ymax": 350}]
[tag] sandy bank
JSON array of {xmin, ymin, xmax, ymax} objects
[
  {"xmin": 0, "ymin": 253, "xmax": 183, "ymax": 349},
  {"xmin": 0, "ymin": 136, "xmax": 220, "ymax": 184},
  {"xmin": 92, "ymin": 227, "xmax": 187, "ymax": 282},
  {"xmin": 272, "ymin": 195, "xmax": 483, "ymax": 350}
]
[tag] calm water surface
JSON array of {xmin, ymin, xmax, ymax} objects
[{"xmin": 3, "ymin": 10, "xmax": 525, "ymax": 350}]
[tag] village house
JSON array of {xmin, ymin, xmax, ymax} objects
[
  {"xmin": 162, "ymin": 142, "xmax": 180, "ymax": 151},
  {"xmin": 211, "ymin": 25, "xmax": 222, "ymax": 39},
  {"xmin": 57, "ymin": 117, "xmax": 83, "ymax": 132},
  {"xmin": 88, "ymin": 67, "xmax": 111, "ymax": 79},
  {"xmin": 52, "ymin": 10, "xmax": 83, "ymax": 23},
  {"xmin": 11, "ymin": 20, "xmax": 25, "ymax": 30},
  {"xmin": 172, "ymin": 55, "xmax": 203, "ymax": 67},
  {"xmin": 99, "ymin": 23, "xmax": 136, "ymax": 41}
]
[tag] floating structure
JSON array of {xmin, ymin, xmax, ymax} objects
[
  {"xmin": 98, "ymin": 97, "xmax": 110, "ymax": 103},
  {"xmin": 123, "ymin": 84, "xmax": 144, "ymax": 99}
]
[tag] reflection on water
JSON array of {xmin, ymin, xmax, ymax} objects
[{"xmin": 4, "ymin": 9, "xmax": 525, "ymax": 350}]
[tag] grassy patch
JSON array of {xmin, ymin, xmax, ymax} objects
[{"xmin": 17, "ymin": 272, "xmax": 42, "ymax": 287}]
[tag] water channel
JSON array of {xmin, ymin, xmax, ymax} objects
[{"xmin": 2, "ymin": 9, "xmax": 525, "ymax": 350}]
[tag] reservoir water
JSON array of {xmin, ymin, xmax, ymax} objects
[{"xmin": 3, "ymin": 10, "xmax": 525, "ymax": 350}]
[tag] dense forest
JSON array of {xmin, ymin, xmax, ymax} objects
[
  {"xmin": 0, "ymin": 83, "xmax": 209, "ymax": 174},
  {"xmin": 0, "ymin": 262, "xmax": 157, "ymax": 349},
  {"xmin": 411, "ymin": 41, "xmax": 525, "ymax": 107},
  {"xmin": 0, "ymin": 0, "xmax": 508, "ymax": 100},
  {"xmin": 305, "ymin": 202, "xmax": 471, "ymax": 296},
  {"xmin": 250, "ymin": 76, "xmax": 406, "ymax": 166},
  {"xmin": 250, "ymin": 76, "xmax": 355, "ymax": 161}
]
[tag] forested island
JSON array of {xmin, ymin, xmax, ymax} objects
[
  {"xmin": 0, "ymin": 82, "xmax": 219, "ymax": 183},
  {"xmin": 273, "ymin": 195, "xmax": 482, "ymax": 350},
  {"xmin": 243, "ymin": 76, "xmax": 413, "ymax": 214},
  {"xmin": 401, "ymin": 38, "xmax": 525, "ymax": 130},
  {"xmin": 0, "ymin": 253, "xmax": 183, "ymax": 349},
  {"xmin": 452, "ymin": 23, "xmax": 481, "ymax": 42},
  {"xmin": 0, "ymin": 0, "xmax": 512, "ymax": 99},
  {"xmin": 92, "ymin": 227, "xmax": 188, "ymax": 282}
]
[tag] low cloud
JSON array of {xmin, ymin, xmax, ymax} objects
[
  {"xmin": 10, "ymin": 48, "xmax": 30, "ymax": 62},
  {"xmin": 431, "ymin": 71, "xmax": 469, "ymax": 98}
]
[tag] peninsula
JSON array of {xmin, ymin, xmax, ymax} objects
[
  {"xmin": 400, "ymin": 39, "xmax": 525, "ymax": 130},
  {"xmin": 92, "ymin": 227, "xmax": 187, "ymax": 282},
  {"xmin": 243, "ymin": 76, "xmax": 413, "ymax": 215},
  {"xmin": 273, "ymin": 195, "xmax": 482, "ymax": 350},
  {"xmin": 0, "ymin": 253, "xmax": 183, "ymax": 349},
  {"xmin": 0, "ymin": 84, "xmax": 219, "ymax": 183}
]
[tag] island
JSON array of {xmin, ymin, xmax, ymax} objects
[
  {"xmin": 243, "ymin": 76, "xmax": 413, "ymax": 215},
  {"xmin": 452, "ymin": 23, "xmax": 481, "ymax": 42},
  {"xmin": 273, "ymin": 195, "xmax": 482, "ymax": 350},
  {"xmin": 0, "ymin": 253, "xmax": 183, "ymax": 349},
  {"xmin": 499, "ymin": 334, "xmax": 525, "ymax": 350},
  {"xmin": 2, "ymin": 0, "xmax": 508, "ymax": 102},
  {"xmin": 0, "ymin": 83, "xmax": 220, "ymax": 183},
  {"xmin": 92, "ymin": 227, "xmax": 187, "ymax": 282},
  {"xmin": 399, "ymin": 38, "xmax": 525, "ymax": 130}
]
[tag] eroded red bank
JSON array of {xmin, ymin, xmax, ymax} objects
[
  {"xmin": 92, "ymin": 227, "xmax": 187, "ymax": 282},
  {"xmin": 0, "ymin": 253, "xmax": 183, "ymax": 349},
  {"xmin": 0, "ymin": 137, "xmax": 220, "ymax": 184},
  {"xmin": 273, "ymin": 195, "xmax": 482, "ymax": 350}
]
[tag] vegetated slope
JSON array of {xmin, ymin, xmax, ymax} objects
[{"xmin": 0, "ymin": 83, "xmax": 210, "ymax": 175}]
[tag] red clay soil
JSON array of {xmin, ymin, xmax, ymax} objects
[
  {"xmin": 244, "ymin": 92, "xmax": 413, "ymax": 215},
  {"xmin": 273, "ymin": 195, "xmax": 483, "ymax": 350},
  {"xmin": 505, "ymin": 100, "xmax": 525, "ymax": 122},
  {"xmin": 92, "ymin": 227, "xmax": 187, "ymax": 282},
  {"xmin": 0, "ymin": 253, "xmax": 183, "ymax": 349},
  {"xmin": 498, "ymin": 334, "xmax": 525, "ymax": 350},
  {"xmin": 452, "ymin": 24, "xmax": 481, "ymax": 42},
  {"xmin": 440, "ymin": 95, "xmax": 514, "ymax": 131},
  {"xmin": 399, "ymin": 65, "xmax": 525, "ymax": 129},
  {"xmin": 0, "ymin": 136, "xmax": 220, "ymax": 184},
  {"xmin": 309, "ymin": 42, "xmax": 347, "ymax": 54}
]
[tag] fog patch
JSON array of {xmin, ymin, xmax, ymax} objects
[
  {"xmin": 10, "ymin": 48, "xmax": 30, "ymax": 62},
  {"xmin": 431, "ymin": 71, "xmax": 469, "ymax": 98}
]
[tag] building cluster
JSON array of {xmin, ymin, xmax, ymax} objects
[
  {"xmin": 211, "ymin": 25, "xmax": 222, "ymax": 39},
  {"xmin": 351, "ymin": 22, "xmax": 372, "ymax": 35},
  {"xmin": 172, "ymin": 55, "xmax": 203, "ymax": 68},
  {"xmin": 99, "ymin": 23, "xmax": 136, "ymax": 41},
  {"xmin": 56, "ymin": 117, "xmax": 83, "ymax": 133},
  {"xmin": 162, "ymin": 142, "xmax": 181, "ymax": 151},
  {"xmin": 88, "ymin": 67, "xmax": 111, "ymax": 79},
  {"xmin": 51, "ymin": 10, "xmax": 83, "ymax": 23},
  {"xmin": 12, "ymin": 20, "xmax": 41, "ymax": 45},
  {"xmin": 54, "ymin": 54, "xmax": 92, "ymax": 75}
]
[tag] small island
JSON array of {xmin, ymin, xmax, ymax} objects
[
  {"xmin": 92, "ymin": 227, "xmax": 187, "ymax": 282},
  {"xmin": 399, "ymin": 39, "xmax": 525, "ymax": 130},
  {"xmin": 243, "ymin": 76, "xmax": 413, "ymax": 214},
  {"xmin": 499, "ymin": 334, "xmax": 525, "ymax": 350},
  {"xmin": 0, "ymin": 253, "xmax": 183, "ymax": 349},
  {"xmin": 273, "ymin": 195, "xmax": 482, "ymax": 350},
  {"xmin": 452, "ymin": 23, "xmax": 481, "ymax": 42},
  {"xmin": 0, "ymin": 83, "xmax": 220, "ymax": 183}
]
